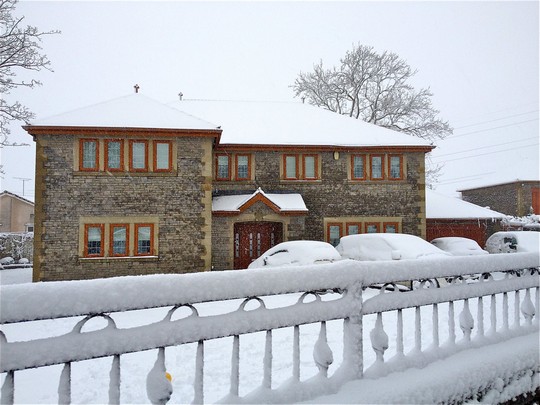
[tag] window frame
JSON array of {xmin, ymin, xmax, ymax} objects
[
  {"xmin": 283, "ymin": 154, "xmax": 299, "ymax": 180},
  {"xmin": 235, "ymin": 154, "xmax": 251, "ymax": 181},
  {"xmin": 153, "ymin": 140, "xmax": 173, "ymax": 172},
  {"xmin": 365, "ymin": 222, "xmax": 380, "ymax": 233},
  {"xmin": 388, "ymin": 154, "xmax": 403, "ymax": 180},
  {"xmin": 383, "ymin": 222, "xmax": 399, "ymax": 233},
  {"xmin": 351, "ymin": 154, "xmax": 367, "ymax": 180},
  {"xmin": 135, "ymin": 223, "xmax": 155, "ymax": 256},
  {"xmin": 105, "ymin": 139, "xmax": 124, "ymax": 172},
  {"xmin": 345, "ymin": 222, "xmax": 362, "ymax": 236},
  {"xmin": 302, "ymin": 154, "xmax": 319, "ymax": 180},
  {"xmin": 84, "ymin": 224, "xmax": 105, "ymax": 257},
  {"xmin": 109, "ymin": 223, "xmax": 130, "ymax": 257},
  {"xmin": 215, "ymin": 153, "xmax": 231, "ymax": 181},
  {"xmin": 129, "ymin": 140, "xmax": 149, "ymax": 172},
  {"xmin": 370, "ymin": 154, "xmax": 385, "ymax": 180},
  {"xmin": 326, "ymin": 222, "xmax": 343, "ymax": 247},
  {"xmin": 79, "ymin": 139, "xmax": 99, "ymax": 172}
]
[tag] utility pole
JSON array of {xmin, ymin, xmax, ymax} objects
[{"xmin": 13, "ymin": 177, "xmax": 31, "ymax": 197}]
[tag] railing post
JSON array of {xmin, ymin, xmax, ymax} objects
[
  {"xmin": 109, "ymin": 355, "xmax": 121, "ymax": 405},
  {"xmin": 230, "ymin": 335, "xmax": 240, "ymax": 397},
  {"xmin": 59, "ymin": 362, "xmax": 71, "ymax": 405},
  {"xmin": 263, "ymin": 330, "xmax": 272, "ymax": 389},
  {"xmin": 193, "ymin": 340, "xmax": 204, "ymax": 405},
  {"xmin": 1, "ymin": 371, "xmax": 14, "ymax": 405},
  {"xmin": 447, "ymin": 301, "xmax": 456, "ymax": 346},
  {"xmin": 396, "ymin": 309, "xmax": 405, "ymax": 357},
  {"xmin": 293, "ymin": 325, "xmax": 300, "ymax": 382},
  {"xmin": 414, "ymin": 306, "xmax": 422, "ymax": 352},
  {"xmin": 342, "ymin": 282, "xmax": 363, "ymax": 380},
  {"xmin": 432, "ymin": 304, "xmax": 439, "ymax": 349}
]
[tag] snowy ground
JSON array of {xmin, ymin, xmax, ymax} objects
[{"xmin": 1, "ymin": 268, "xmax": 538, "ymax": 404}]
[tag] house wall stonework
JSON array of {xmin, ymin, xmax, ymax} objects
[
  {"xmin": 33, "ymin": 134, "xmax": 214, "ymax": 281},
  {"xmin": 212, "ymin": 149, "xmax": 427, "ymax": 269},
  {"xmin": 461, "ymin": 181, "xmax": 540, "ymax": 217}
]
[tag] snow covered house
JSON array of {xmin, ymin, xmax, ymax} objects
[
  {"xmin": 24, "ymin": 94, "xmax": 434, "ymax": 281},
  {"xmin": 426, "ymin": 189, "xmax": 506, "ymax": 246}
]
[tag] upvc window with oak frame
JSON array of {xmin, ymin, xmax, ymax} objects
[
  {"xmin": 84, "ymin": 224, "xmax": 104, "ymax": 257},
  {"xmin": 235, "ymin": 154, "xmax": 251, "ymax": 180},
  {"xmin": 365, "ymin": 222, "xmax": 380, "ymax": 233},
  {"xmin": 388, "ymin": 154, "xmax": 403, "ymax": 180},
  {"xmin": 345, "ymin": 222, "xmax": 362, "ymax": 236},
  {"xmin": 215, "ymin": 154, "xmax": 231, "ymax": 180},
  {"xmin": 302, "ymin": 154, "xmax": 319, "ymax": 180},
  {"xmin": 351, "ymin": 154, "xmax": 367, "ymax": 180},
  {"xmin": 383, "ymin": 222, "xmax": 399, "ymax": 233},
  {"xmin": 129, "ymin": 140, "xmax": 149, "ymax": 172},
  {"xmin": 79, "ymin": 139, "xmax": 99, "ymax": 171},
  {"xmin": 105, "ymin": 139, "xmax": 124, "ymax": 172},
  {"xmin": 110, "ymin": 224, "xmax": 129, "ymax": 257},
  {"xmin": 370, "ymin": 154, "xmax": 385, "ymax": 180},
  {"xmin": 327, "ymin": 223, "xmax": 343, "ymax": 247},
  {"xmin": 153, "ymin": 140, "xmax": 173, "ymax": 172},
  {"xmin": 283, "ymin": 154, "xmax": 299, "ymax": 180},
  {"xmin": 135, "ymin": 224, "xmax": 154, "ymax": 256}
]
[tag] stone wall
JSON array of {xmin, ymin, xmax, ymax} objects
[
  {"xmin": 461, "ymin": 181, "xmax": 540, "ymax": 217},
  {"xmin": 34, "ymin": 134, "xmax": 214, "ymax": 281}
]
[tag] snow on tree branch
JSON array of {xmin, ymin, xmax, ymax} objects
[
  {"xmin": 292, "ymin": 44, "xmax": 452, "ymax": 143},
  {"xmin": 0, "ymin": 0, "xmax": 59, "ymax": 149}
]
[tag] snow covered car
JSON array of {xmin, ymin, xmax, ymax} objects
[
  {"xmin": 336, "ymin": 233, "xmax": 451, "ymax": 261},
  {"xmin": 336, "ymin": 233, "xmax": 451, "ymax": 289},
  {"xmin": 430, "ymin": 237, "xmax": 488, "ymax": 256},
  {"xmin": 484, "ymin": 231, "xmax": 540, "ymax": 254},
  {"xmin": 248, "ymin": 241, "xmax": 342, "ymax": 269}
]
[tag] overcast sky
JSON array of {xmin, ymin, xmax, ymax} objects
[{"xmin": 1, "ymin": 0, "xmax": 538, "ymax": 201}]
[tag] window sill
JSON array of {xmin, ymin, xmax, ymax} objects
[
  {"xmin": 79, "ymin": 256, "xmax": 159, "ymax": 263},
  {"xmin": 347, "ymin": 179, "xmax": 405, "ymax": 183},
  {"xmin": 279, "ymin": 179, "xmax": 322, "ymax": 183},
  {"xmin": 73, "ymin": 171, "xmax": 177, "ymax": 177}
]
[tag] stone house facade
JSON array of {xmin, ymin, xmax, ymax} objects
[
  {"xmin": 460, "ymin": 180, "xmax": 540, "ymax": 217},
  {"xmin": 25, "ymin": 94, "xmax": 433, "ymax": 281}
]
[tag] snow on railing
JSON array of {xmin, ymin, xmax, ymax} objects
[{"xmin": 0, "ymin": 253, "xmax": 539, "ymax": 404}]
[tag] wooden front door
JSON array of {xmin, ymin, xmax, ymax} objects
[{"xmin": 234, "ymin": 222, "xmax": 283, "ymax": 269}]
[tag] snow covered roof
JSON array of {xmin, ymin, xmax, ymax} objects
[
  {"xmin": 212, "ymin": 188, "xmax": 308, "ymax": 214},
  {"xmin": 458, "ymin": 178, "xmax": 540, "ymax": 191},
  {"xmin": 169, "ymin": 99, "xmax": 434, "ymax": 149},
  {"xmin": 426, "ymin": 189, "xmax": 507, "ymax": 219},
  {"xmin": 0, "ymin": 191, "xmax": 34, "ymax": 207},
  {"xmin": 27, "ymin": 94, "xmax": 220, "ymax": 131}
]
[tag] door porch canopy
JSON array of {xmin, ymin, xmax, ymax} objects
[{"xmin": 212, "ymin": 188, "xmax": 308, "ymax": 216}]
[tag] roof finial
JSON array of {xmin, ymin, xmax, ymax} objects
[{"xmin": 134, "ymin": 84, "xmax": 140, "ymax": 93}]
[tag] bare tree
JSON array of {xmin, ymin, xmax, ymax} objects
[
  {"xmin": 0, "ymin": 0, "xmax": 58, "ymax": 149},
  {"xmin": 292, "ymin": 44, "xmax": 452, "ymax": 143}
]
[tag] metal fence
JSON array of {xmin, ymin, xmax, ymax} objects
[{"xmin": 1, "ymin": 253, "xmax": 538, "ymax": 404}]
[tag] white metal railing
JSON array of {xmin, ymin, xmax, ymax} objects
[{"xmin": 1, "ymin": 253, "xmax": 539, "ymax": 404}]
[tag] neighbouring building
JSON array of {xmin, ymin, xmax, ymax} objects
[
  {"xmin": 459, "ymin": 180, "xmax": 540, "ymax": 217},
  {"xmin": 426, "ymin": 189, "xmax": 506, "ymax": 247},
  {"xmin": 24, "ymin": 94, "xmax": 434, "ymax": 281},
  {"xmin": 0, "ymin": 191, "xmax": 34, "ymax": 233}
]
